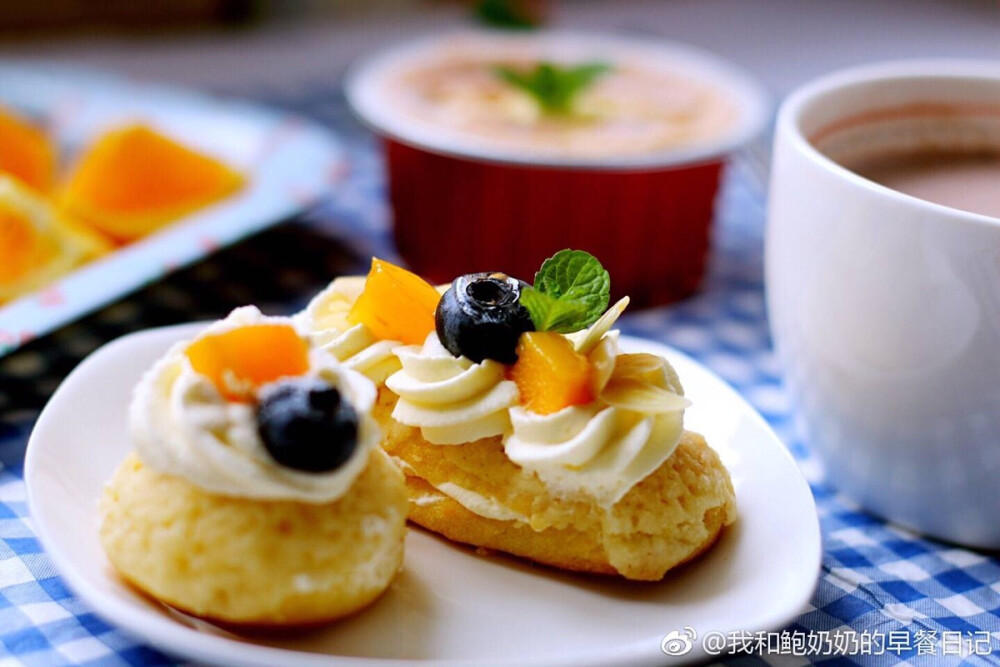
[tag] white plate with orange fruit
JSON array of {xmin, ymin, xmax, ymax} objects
[
  {"xmin": 0, "ymin": 64, "xmax": 343, "ymax": 356},
  {"xmin": 25, "ymin": 257, "xmax": 820, "ymax": 665}
]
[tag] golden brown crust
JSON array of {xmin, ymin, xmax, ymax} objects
[
  {"xmin": 406, "ymin": 476, "xmax": 618, "ymax": 576},
  {"xmin": 376, "ymin": 387, "xmax": 737, "ymax": 581},
  {"xmin": 99, "ymin": 449, "xmax": 408, "ymax": 626}
]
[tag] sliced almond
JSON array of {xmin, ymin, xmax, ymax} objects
[
  {"xmin": 613, "ymin": 353, "xmax": 665, "ymax": 383},
  {"xmin": 570, "ymin": 296, "xmax": 629, "ymax": 355},
  {"xmin": 613, "ymin": 352, "xmax": 685, "ymax": 396},
  {"xmin": 588, "ymin": 333, "xmax": 618, "ymax": 396},
  {"xmin": 601, "ymin": 377, "xmax": 690, "ymax": 413}
]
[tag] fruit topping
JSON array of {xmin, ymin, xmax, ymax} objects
[
  {"xmin": 256, "ymin": 378, "xmax": 359, "ymax": 473},
  {"xmin": 0, "ymin": 175, "xmax": 110, "ymax": 304},
  {"xmin": 436, "ymin": 272, "xmax": 534, "ymax": 363},
  {"xmin": 0, "ymin": 106, "xmax": 54, "ymax": 192},
  {"xmin": 0, "ymin": 200, "xmax": 58, "ymax": 286},
  {"xmin": 185, "ymin": 324, "xmax": 309, "ymax": 402},
  {"xmin": 61, "ymin": 124, "xmax": 244, "ymax": 241},
  {"xmin": 509, "ymin": 331, "xmax": 593, "ymax": 414},
  {"xmin": 347, "ymin": 258, "xmax": 440, "ymax": 345}
]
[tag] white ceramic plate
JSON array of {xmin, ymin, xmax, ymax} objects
[
  {"xmin": 0, "ymin": 65, "xmax": 344, "ymax": 357},
  {"xmin": 26, "ymin": 325, "xmax": 820, "ymax": 666}
]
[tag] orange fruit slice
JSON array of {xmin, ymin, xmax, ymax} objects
[
  {"xmin": 0, "ymin": 175, "xmax": 110, "ymax": 305},
  {"xmin": 61, "ymin": 124, "xmax": 244, "ymax": 242},
  {"xmin": 509, "ymin": 331, "xmax": 594, "ymax": 415},
  {"xmin": 185, "ymin": 324, "xmax": 310, "ymax": 402},
  {"xmin": 0, "ymin": 200, "xmax": 59, "ymax": 287},
  {"xmin": 0, "ymin": 106, "xmax": 55, "ymax": 192},
  {"xmin": 52, "ymin": 214, "xmax": 114, "ymax": 260},
  {"xmin": 347, "ymin": 258, "xmax": 441, "ymax": 345}
]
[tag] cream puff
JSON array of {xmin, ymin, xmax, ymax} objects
[
  {"xmin": 300, "ymin": 253, "xmax": 736, "ymax": 581},
  {"xmin": 99, "ymin": 307, "xmax": 407, "ymax": 626}
]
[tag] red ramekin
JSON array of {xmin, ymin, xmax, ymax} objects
[{"xmin": 347, "ymin": 31, "xmax": 769, "ymax": 306}]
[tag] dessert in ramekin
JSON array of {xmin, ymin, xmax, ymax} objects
[
  {"xmin": 302, "ymin": 253, "xmax": 736, "ymax": 580},
  {"xmin": 347, "ymin": 31, "xmax": 768, "ymax": 305},
  {"xmin": 99, "ymin": 307, "xmax": 407, "ymax": 626}
]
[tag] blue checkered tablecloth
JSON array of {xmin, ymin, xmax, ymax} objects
[{"xmin": 1, "ymin": 82, "xmax": 999, "ymax": 667}]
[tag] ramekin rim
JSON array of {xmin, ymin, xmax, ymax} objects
[{"xmin": 345, "ymin": 29, "xmax": 771, "ymax": 170}]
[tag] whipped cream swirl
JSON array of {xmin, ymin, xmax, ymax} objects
[
  {"xmin": 386, "ymin": 333, "xmax": 519, "ymax": 444},
  {"xmin": 296, "ymin": 277, "xmax": 402, "ymax": 384},
  {"xmin": 505, "ymin": 326, "xmax": 689, "ymax": 507},
  {"xmin": 506, "ymin": 405, "xmax": 684, "ymax": 507},
  {"xmin": 318, "ymin": 324, "xmax": 402, "ymax": 385},
  {"xmin": 131, "ymin": 307, "xmax": 380, "ymax": 503}
]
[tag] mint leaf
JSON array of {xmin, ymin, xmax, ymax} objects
[
  {"xmin": 519, "ymin": 286, "xmax": 588, "ymax": 334},
  {"xmin": 533, "ymin": 249, "xmax": 610, "ymax": 328},
  {"xmin": 474, "ymin": 0, "xmax": 537, "ymax": 29},
  {"xmin": 519, "ymin": 249, "xmax": 610, "ymax": 333},
  {"xmin": 495, "ymin": 62, "xmax": 610, "ymax": 114}
]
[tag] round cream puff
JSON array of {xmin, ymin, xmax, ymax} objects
[{"xmin": 99, "ymin": 307, "xmax": 408, "ymax": 625}]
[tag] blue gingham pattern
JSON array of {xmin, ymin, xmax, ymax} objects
[{"xmin": 2, "ymin": 83, "xmax": 1000, "ymax": 666}]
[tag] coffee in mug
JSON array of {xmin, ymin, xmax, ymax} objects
[{"xmin": 767, "ymin": 62, "xmax": 1000, "ymax": 548}]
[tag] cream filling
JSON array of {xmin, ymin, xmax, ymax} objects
[
  {"xmin": 433, "ymin": 482, "xmax": 527, "ymax": 522},
  {"xmin": 393, "ymin": 455, "xmax": 526, "ymax": 521},
  {"xmin": 131, "ymin": 307, "xmax": 379, "ymax": 503},
  {"xmin": 411, "ymin": 493, "xmax": 445, "ymax": 507},
  {"xmin": 386, "ymin": 333, "xmax": 518, "ymax": 445}
]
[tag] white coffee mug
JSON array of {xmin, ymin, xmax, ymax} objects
[{"xmin": 766, "ymin": 61, "xmax": 1000, "ymax": 548}]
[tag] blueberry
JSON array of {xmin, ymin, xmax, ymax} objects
[
  {"xmin": 435, "ymin": 272, "xmax": 534, "ymax": 364},
  {"xmin": 256, "ymin": 378, "xmax": 359, "ymax": 473}
]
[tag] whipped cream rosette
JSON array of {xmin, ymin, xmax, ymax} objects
[
  {"xmin": 386, "ymin": 333, "xmax": 519, "ymax": 445},
  {"xmin": 131, "ymin": 306, "xmax": 380, "ymax": 502}
]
